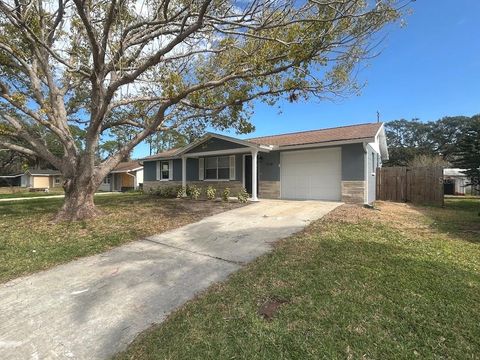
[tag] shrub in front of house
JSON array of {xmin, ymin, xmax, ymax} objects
[
  {"xmin": 177, "ymin": 186, "xmax": 186, "ymax": 198},
  {"xmin": 189, "ymin": 184, "xmax": 201, "ymax": 200},
  {"xmin": 151, "ymin": 185, "xmax": 181, "ymax": 198},
  {"xmin": 222, "ymin": 187, "xmax": 230, "ymax": 202},
  {"xmin": 237, "ymin": 188, "xmax": 249, "ymax": 203},
  {"xmin": 206, "ymin": 186, "xmax": 217, "ymax": 200}
]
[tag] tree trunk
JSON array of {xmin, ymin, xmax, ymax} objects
[{"xmin": 55, "ymin": 177, "xmax": 101, "ymax": 222}]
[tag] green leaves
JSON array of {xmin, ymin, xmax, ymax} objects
[{"xmin": 1, "ymin": 0, "xmax": 405, "ymax": 173}]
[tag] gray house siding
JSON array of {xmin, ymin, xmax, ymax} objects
[
  {"xmin": 341, "ymin": 143, "xmax": 365, "ymax": 181},
  {"xmin": 143, "ymin": 161, "xmax": 157, "ymax": 181},
  {"xmin": 186, "ymin": 137, "xmax": 247, "ymax": 153},
  {"xmin": 145, "ymin": 144, "xmax": 365, "ymax": 183},
  {"xmin": 259, "ymin": 151, "xmax": 280, "ymax": 181},
  {"xmin": 256, "ymin": 144, "xmax": 365, "ymax": 182},
  {"xmin": 144, "ymin": 154, "xmax": 244, "ymax": 182},
  {"xmin": 172, "ymin": 159, "xmax": 182, "ymax": 181},
  {"xmin": 235, "ymin": 154, "xmax": 243, "ymax": 182},
  {"xmin": 143, "ymin": 140, "xmax": 371, "ymax": 204}
]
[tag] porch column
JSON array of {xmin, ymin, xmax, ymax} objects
[
  {"xmin": 251, "ymin": 149, "xmax": 259, "ymax": 201},
  {"xmin": 182, "ymin": 156, "xmax": 187, "ymax": 196}
]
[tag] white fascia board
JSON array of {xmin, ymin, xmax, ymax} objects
[
  {"xmin": 183, "ymin": 147, "xmax": 262, "ymax": 158},
  {"xmin": 110, "ymin": 167, "xmax": 143, "ymax": 174},
  {"xmin": 139, "ymin": 157, "xmax": 180, "ymax": 164},
  {"xmin": 0, "ymin": 174, "xmax": 23, "ymax": 178},
  {"xmin": 368, "ymin": 138, "xmax": 381, "ymax": 154},
  {"xmin": 375, "ymin": 124, "xmax": 389, "ymax": 160}
]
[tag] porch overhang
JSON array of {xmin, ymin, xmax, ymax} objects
[
  {"xmin": 176, "ymin": 132, "xmax": 272, "ymax": 158},
  {"xmin": 110, "ymin": 167, "xmax": 142, "ymax": 174}
]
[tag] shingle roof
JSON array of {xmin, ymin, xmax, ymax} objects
[
  {"xmin": 139, "ymin": 148, "xmax": 180, "ymax": 161},
  {"xmin": 27, "ymin": 169, "xmax": 61, "ymax": 175},
  {"xmin": 141, "ymin": 123, "xmax": 384, "ymax": 161},
  {"xmin": 248, "ymin": 123, "xmax": 383, "ymax": 147},
  {"xmin": 112, "ymin": 161, "xmax": 143, "ymax": 172}
]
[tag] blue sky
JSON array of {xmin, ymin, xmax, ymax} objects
[{"xmin": 133, "ymin": 0, "xmax": 480, "ymax": 158}]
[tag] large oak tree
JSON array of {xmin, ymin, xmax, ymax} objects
[{"xmin": 0, "ymin": 0, "xmax": 407, "ymax": 220}]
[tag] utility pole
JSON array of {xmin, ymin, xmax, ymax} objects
[{"xmin": 376, "ymin": 111, "xmax": 380, "ymax": 123}]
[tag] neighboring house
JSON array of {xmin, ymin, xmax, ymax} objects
[
  {"xmin": 140, "ymin": 123, "xmax": 388, "ymax": 204},
  {"xmin": 443, "ymin": 168, "xmax": 475, "ymax": 195},
  {"xmin": 0, "ymin": 169, "xmax": 63, "ymax": 189},
  {"xmin": 99, "ymin": 161, "xmax": 144, "ymax": 192}
]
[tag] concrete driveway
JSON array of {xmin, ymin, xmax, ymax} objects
[{"xmin": 0, "ymin": 199, "xmax": 341, "ymax": 360}]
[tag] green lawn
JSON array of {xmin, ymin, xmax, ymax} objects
[
  {"xmin": 115, "ymin": 198, "xmax": 480, "ymax": 360},
  {"xmin": 0, "ymin": 188, "xmax": 65, "ymax": 199},
  {"xmin": 0, "ymin": 194, "xmax": 242, "ymax": 283}
]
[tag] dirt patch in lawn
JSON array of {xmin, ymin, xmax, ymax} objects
[
  {"xmin": 324, "ymin": 201, "xmax": 430, "ymax": 230},
  {"xmin": 322, "ymin": 199, "xmax": 480, "ymax": 244},
  {"xmin": 258, "ymin": 297, "xmax": 289, "ymax": 321}
]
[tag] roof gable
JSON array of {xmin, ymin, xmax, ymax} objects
[{"xmin": 186, "ymin": 137, "xmax": 247, "ymax": 154}]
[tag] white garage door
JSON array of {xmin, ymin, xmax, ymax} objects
[{"xmin": 280, "ymin": 148, "xmax": 341, "ymax": 200}]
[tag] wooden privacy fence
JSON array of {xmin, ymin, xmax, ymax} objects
[{"xmin": 376, "ymin": 166, "xmax": 444, "ymax": 205}]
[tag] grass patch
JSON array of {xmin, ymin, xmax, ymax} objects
[
  {"xmin": 0, "ymin": 187, "xmax": 65, "ymax": 199},
  {"xmin": 0, "ymin": 193, "xmax": 243, "ymax": 283},
  {"xmin": 115, "ymin": 198, "xmax": 480, "ymax": 359}
]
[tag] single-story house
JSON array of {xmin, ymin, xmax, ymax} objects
[
  {"xmin": 443, "ymin": 168, "xmax": 476, "ymax": 195},
  {"xmin": 99, "ymin": 161, "xmax": 144, "ymax": 192},
  {"xmin": 0, "ymin": 169, "xmax": 63, "ymax": 189},
  {"xmin": 140, "ymin": 122, "xmax": 388, "ymax": 204}
]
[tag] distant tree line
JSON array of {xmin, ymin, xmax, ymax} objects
[{"xmin": 384, "ymin": 115, "xmax": 480, "ymax": 189}]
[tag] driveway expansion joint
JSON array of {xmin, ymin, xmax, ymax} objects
[{"xmin": 142, "ymin": 237, "xmax": 245, "ymax": 266}]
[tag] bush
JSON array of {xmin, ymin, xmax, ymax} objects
[
  {"xmin": 206, "ymin": 186, "xmax": 217, "ymax": 200},
  {"xmin": 177, "ymin": 186, "xmax": 186, "ymax": 198},
  {"xmin": 237, "ymin": 188, "xmax": 249, "ymax": 203},
  {"xmin": 222, "ymin": 187, "xmax": 230, "ymax": 202},
  {"xmin": 189, "ymin": 184, "xmax": 201, "ymax": 200},
  {"xmin": 150, "ymin": 185, "xmax": 181, "ymax": 198}
]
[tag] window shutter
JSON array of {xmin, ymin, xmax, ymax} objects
[
  {"xmin": 229, "ymin": 155, "xmax": 236, "ymax": 180},
  {"xmin": 168, "ymin": 160, "xmax": 173, "ymax": 180},
  {"xmin": 156, "ymin": 161, "xmax": 160, "ymax": 180},
  {"xmin": 198, "ymin": 158, "xmax": 204, "ymax": 180}
]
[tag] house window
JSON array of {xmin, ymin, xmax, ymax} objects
[
  {"xmin": 205, "ymin": 156, "xmax": 230, "ymax": 180},
  {"xmin": 103, "ymin": 175, "xmax": 111, "ymax": 184},
  {"xmin": 54, "ymin": 176, "xmax": 61, "ymax": 185},
  {"xmin": 161, "ymin": 161, "xmax": 170, "ymax": 180}
]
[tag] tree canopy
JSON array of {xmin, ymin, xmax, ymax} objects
[
  {"xmin": 0, "ymin": 0, "xmax": 407, "ymax": 220},
  {"xmin": 384, "ymin": 116, "xmax": 474, "ymax": 167}
]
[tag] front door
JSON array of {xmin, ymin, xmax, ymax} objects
[{"xmin": 244, "ymin": 155, "xmax": 258, "ymax": 196}]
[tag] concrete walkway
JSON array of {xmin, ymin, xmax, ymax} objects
[
  {"xmin": 0, "ymin": 192, "xmax": 120, "ymax": 202},
  {"xmin": 0, "ymin": 200, "xmax": 341, "ymax": 360}
]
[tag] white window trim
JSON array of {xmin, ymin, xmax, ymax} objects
[
  {"xmin": 158, "ymin": 160, "xmax": 172, "ymax": 181},
  {"xmin": 203, "ymin": 155, "xmax": 231, "ymax": 181}
]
